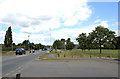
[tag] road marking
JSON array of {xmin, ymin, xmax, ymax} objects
[
  {"xmin": 16, "ymin": 55, "xmax": 26, "ymax": 57},
  {"xmin": 3, "ymin": 65, "xmax": 24, "ymax": 77}
]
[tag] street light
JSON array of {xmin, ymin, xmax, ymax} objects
[{"xmin": 28, "ymin": 35, "xmax": 30, "ymax": 53}]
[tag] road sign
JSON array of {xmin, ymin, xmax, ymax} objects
[{"xmin": 28, "ymin": 42, "xmax": 30, "ymax": 44}]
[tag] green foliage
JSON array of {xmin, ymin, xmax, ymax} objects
[
  {"xmin": 34, "ymin": 43, "xmax": 45, "ymax": 50},
  {"xmin": 4, "ymin": 26, "xmax": 13, "ymax": 47},
  {"xmin": 76, "ymin": 33, "xmax": 87, "ymax": 51},
  {"xmin": 66, "ymin": 42, "xmax": 74, "ymax": 50},
  {"xmin": 76, "ymin": 25, "xmax": 117, "ymax": 53},
  {"xmin": 66, "ymin": 38, "xmax": 74, "ymax": 50},
  {"xmin": 17, "ymin": 40, "xmax": 45, "ymax": 50},
  {"xmin": 113, "ymin": 36, "xmax": 120, "ymax": 49},
  {"xmin": 66, "ymin": 38, "xmax": 70, "ymax": 44},
  {"xmin": 2, "ymin": 44, "xmax": 19, "ymax": 51},
  {"xmin": 91, "ymin": 26, "xmax": 116, "ymax": 54},
  {"xmin": 53, "ymin": 40, "xmax": 63, "ymax": 49}
]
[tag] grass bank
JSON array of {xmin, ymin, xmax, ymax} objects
[
  {"xmin": 2, "ymin": 51, "xmax": 15, "ymax": 56},
  {"xmin": 54, "ymin": 49, "xmax": 119, "ymax": 59},
  {"xmin": 38, "ymin": 49, "xmax": 119, "ymax": 60}
]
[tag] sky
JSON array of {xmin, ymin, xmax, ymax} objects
[{"xmin": 0, "ymin": 0, "xmax": 118, "ymax": 45}]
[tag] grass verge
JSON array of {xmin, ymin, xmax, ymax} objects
[{"xmin": 38, "ymin": 49, "xmax": 119, "ymax": 60}]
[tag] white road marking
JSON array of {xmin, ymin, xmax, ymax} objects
[
  {"xmin": 3, "ymin": 65, "xmax": 24, "ymax": 77},
  {"xmin": 16, "ymin": 55, "xmax": 26, "ymax": 57}
]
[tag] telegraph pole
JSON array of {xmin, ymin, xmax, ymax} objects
[{"xmin": 49, "ymin": 28, "xmax": 51, "ymax": 49}]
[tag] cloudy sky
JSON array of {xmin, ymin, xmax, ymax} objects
[{"xmin": 0, "ymin": 0, "xmax": 118, "ymax": 45}]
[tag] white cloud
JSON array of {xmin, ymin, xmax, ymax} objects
[
  {"xmin": 0, "ymin": 19, "xmax": 110, "ymax": 45},
  {"xmin": 111, "ymin": 22, "xmax": 118, "ymax": 27},
  {"xmin": 100, "ymin": 21, "xmax": 108, "ymax": 28},
  {"xmin": 94, "ymin": 19, "xmax": 101, "ymax": 23},
  {"xmin": 0, "ymin": 0, "xmax": 92, "ymax": 32},
  {"xmin": 0, "ymin": 31, "xmax": 6, "ymax": 44},
  {"xmin": 50, "ymin": 20, "xmax": 109, "ymax": 44},
  {"xmin": 0, "ymin": 0, "xmax": 93, "ymax": 44}
]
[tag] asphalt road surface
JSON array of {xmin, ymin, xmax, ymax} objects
[
  {"xmin": 20, "ymin": 60, "xmax": 118, "ymax": 77},
  {"xmin": 2, "ymin": 50, "xmax": 118, "ymax": 77},
  {"xmin": 2, "ymin": 50, "xmax": 47, "ymax": 77}
]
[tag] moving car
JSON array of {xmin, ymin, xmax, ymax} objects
[
  {"xmin": 42, "ymin": 47, "xmax": 47, "ymax": 51},
  {"xmin": 15, "ymin": 48, "xmax": 26, "ymax": 55},
  {"xmin": 30, "ymin": 49, "xmax": 35, "ymax": 53}
]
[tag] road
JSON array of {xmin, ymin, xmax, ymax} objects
[
  {"xmin": 2, "ymin": 50, "xmax": 118, "ymax": 78},
  {"xmin": 20, "ymin": 60, "xmax": 118, "ymax": 77},
  {"xmin": 2, "ymin": 50, "xmax": 47, "ymax": 77}
]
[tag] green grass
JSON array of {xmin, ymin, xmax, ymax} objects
[
  {"xmin": 53, "ymin": 49, "xmax": 119, "ymax": 59},
  {"xmin": 2, "ymin": 51, "xmax": 15, "ymax": 56},
  {"xmin": 38, "ymin": 51, "xmax": 55, "ymax": 60},
  {"xmin": 38, "ymin": 49, "xmax": 119, "ymax": 61},
  {"xmin": 83, "ymin": 49, "xmax": 119, "ymax": 58}
]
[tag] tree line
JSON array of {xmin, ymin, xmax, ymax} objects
[
  {"xmin": 52, "ymin": 25, "xmax": 120, "ymax": 54},
  {"xmin": 3, "ymin": 26, "xmax": 120, "ymax": 53},
  {"xmin": 52, "ymin": 38, "xmax": 74, "ymax": 50},
  {"xmin": 3, "ymin": 26, "xmax": 45, "ymax": 51}
]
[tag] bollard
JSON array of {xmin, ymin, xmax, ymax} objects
[
  {"xmin": 60, "ymin": 50, "xmax": 62, "ymax": 53},
  {"xmin": 16, "ymin": 73, "xmax": 21, "ymax": 79},
  {"xmin": 110, "ymin": 54, "xmax": 112, "ymax": 59},
  {"xmin": 72, "ymin": 55, "xmax": 73, "ymax": 58},
  {"xmin": 99, "ymin": 54, "xmax": 101, "ymax": 59},
  {"xmin": 57, "ymin": 52, "xmax": 60, "ymax": 57},
  {"xmin": 90, "ymin": 55, "xmax": 92, "ymax": 58},
  {"xmin": 64, "ymin": 54, "xmax": 66, "ymax": 58}
]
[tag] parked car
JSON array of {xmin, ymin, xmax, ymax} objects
[{"xmin": 15, "ymin": 48, "xmax": 26, "ymax": 55}]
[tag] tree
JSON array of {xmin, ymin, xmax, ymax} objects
[
  {"xmin": 86, "ymin": 35, "xmax": 93, "ymax": 50},
  {"xmin": 66, "ymin": 38, "xmax": 70, "ymax": 45},
  {"xmin": 21, "ymin": 40, "xmax": 29, "ymax": 50},
  {"xmin": 76, "ymin": 33, "xmax": 87, "ymax": 51},
  {"xmin": 66, "ymin": 38, "xmax": 74, "ymax": 50},
  {"xmin": 113, "ymin": 36, "xmax": 120, "ymax": 49},
  {"xmin": 4, "ymin": 26, "xmax": 13, "ymax": 47},
  {"xmin": 66, "ymin": 42, "xmax": 74, "ymax": 50},
  {"xmin": 61, "ymin": 38, "xmax": 66, "ymax": 50},
  {"xmin": 53, "ymin": 40, "xmax": 63, "ymax": 49},
  {"xmin": 90, "ymin": 25, "xmax": 115, "ymax": 54}
]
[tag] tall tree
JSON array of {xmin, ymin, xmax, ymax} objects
[
  {"xmin": 4, "ymin": 26, "xmax": 13, "ymax": 47},
  {"xmin": 76, "ymin": 33, "xmax": 87, "ymax": 51},
  {"xmin": 91, "ymin": 25, "xmax": 115, "ymax": 54},
  {"xmin": 113, "ymin": 36, "xmax": 120, "ymax": 49}
]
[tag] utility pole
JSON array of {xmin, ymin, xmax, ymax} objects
[{"xmin": 49, "ymin": 27, "xmax": 51, "ymax": 49}]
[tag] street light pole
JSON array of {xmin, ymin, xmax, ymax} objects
[{"xmin": 28, "ymin": 35, "xmax": 30, "ymax": 53}]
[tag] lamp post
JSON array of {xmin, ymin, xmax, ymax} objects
[{"xmin": 28, "ymin": 35, "xmax": 30, "ymax": 53}]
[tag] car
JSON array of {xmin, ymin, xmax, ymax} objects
[
  {"xmin": 43, "ymin": 47, "xmax": 47, "ymax": 51},
  {"xmin": 30, "ymin": 49, "xmax": 35, "ymax": 53},
  {"xmin": 15, "ymin": 48, "xmax": 26, "ymax": 55}
]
